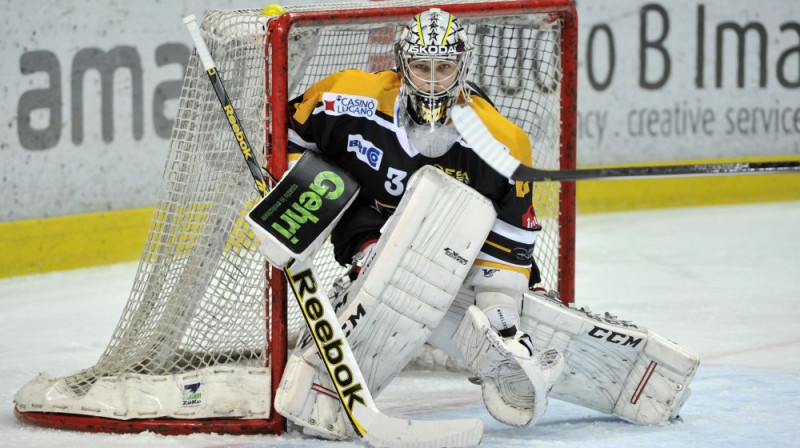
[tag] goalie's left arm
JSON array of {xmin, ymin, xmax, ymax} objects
[
  {"xmin": 437, "ymin": 99, "xmax": 565, "ymax": 429},
  {"xmin": 459, "ymin": 96, "xmax": 545, "ymax": 288}
]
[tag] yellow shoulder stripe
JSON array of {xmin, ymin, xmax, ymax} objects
[
  {"xmin": 473, "ymin": 260, "xmax": 531, "ymax": 279},
  {"xmin": 467, "ymin": 96, "xmax": 532, "ymax": 165},
  {"xmin": 292, "ymin": 70, "xmax": 400, "ymax": 125}
]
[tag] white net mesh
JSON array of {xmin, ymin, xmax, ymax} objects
[{"xmin": 14, "ymin": 0, "xmax": 574, "ymax": 426}]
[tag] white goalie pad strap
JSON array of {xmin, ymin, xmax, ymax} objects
[
  {"xmin": 275, "ymin": 354, "xmax": 353, "ymax": 440},
  {"xmin": 453, "ymin": 306, "xmax": 564, "ymax": 427},
  {"xmin": 276, "ymin": 166, "xmax": 496, "ymax": 438},
  {"xmin": 519, "ymin": 291, "xmax": 701, "ymax": 424}
]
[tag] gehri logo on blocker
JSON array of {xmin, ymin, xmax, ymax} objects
[{"xmin": 347, "ymin": 134, "xmax": 383, "ymax": 170}]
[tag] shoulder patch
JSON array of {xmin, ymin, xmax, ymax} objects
[
  {"xmin": 292, "ymin": 70, "xmax": 399, "ymax": 124},
  {"xmin": 322, "ymin": 93, "xmax": 379, "ymax": 118}
]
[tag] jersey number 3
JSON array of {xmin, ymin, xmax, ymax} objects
[{"xmin": 385, "ymin": 167, "xmax": 407, "ymax": 196}]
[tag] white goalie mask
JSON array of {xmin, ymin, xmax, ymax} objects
[{"xmin": 395, "ymin": 9, "xmax": 473, "ymax": 128}]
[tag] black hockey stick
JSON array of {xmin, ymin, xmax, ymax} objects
[
  {"xmin": 450, "ymin": 105, "xmax": 800, "ymax": 182},
  {"xmin": 183, "ymin": 15, "xmax": 277, "ymax": 196},
  {"xmin": 183, "ymin": 15, "xmax": 482, "ymax": 448}
]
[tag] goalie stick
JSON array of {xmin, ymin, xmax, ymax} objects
[
  {"xmin": 450, "ymin": 105, "xmax": 800, "ymax": 182},
  {"xmin": 183, "ymin": 15, "xmax": 277, "ymax": 196},
  {"xmin": 183, "ymin": 15, "xmax": 482, "ymax": 448}
]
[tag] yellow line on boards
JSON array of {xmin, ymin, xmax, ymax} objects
[
  {"xmin": 576, "ymin": 155, "xmax": 800, "ymax": 213},
  {"xmin": 0, "ymin": 208, "xmax": 152, "ymax": 279},
  {"xmin": 1, "ymin": 155, "xmax": 798, "ymax": 278}
]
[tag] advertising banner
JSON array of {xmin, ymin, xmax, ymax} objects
[
  {"xmin": 576, "ymin": 0, "xmax": 800, "ymax": 164},
  {"xmin": 1, "ymin": 0, "xmax": 798, "ymax": 221}
]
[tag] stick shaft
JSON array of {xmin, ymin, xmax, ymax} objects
[
  {"xmin": 183, "ymin": 15, "xmax": 275, "ymax": 196},
  {"xmin": 284, "ymin": 259, "xmax": 373, "ymax": 436},
  {"xmin": 514, "ymin": 161, "xmax": 800, "ymax": 182}
]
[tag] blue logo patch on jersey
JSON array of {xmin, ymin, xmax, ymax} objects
[{"xmin": 347, "ymin": 134, "xmax": 383, "ymax": 170}]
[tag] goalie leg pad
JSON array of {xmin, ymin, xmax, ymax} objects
[
  {"xmin": 275, "ymin": 166, "xmax": 497, "ymax": 438},
  {"xmin": 453, "ymin": 305, "xmax": 564, "ymax": 427},
  {"xmin": 519, "ymin": 290, "xmax": 700, "ymax": 424},
  {"xmin": 427, "ymin": 266, "xmax": 526, "ymax": 360},
  {"xmin": 275, "ymin": 353, "xmax": 353, "ymax": 440}
]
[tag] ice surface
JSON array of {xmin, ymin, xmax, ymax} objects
[{"xmin": 2, "ymin": 202, "xmax": 799, "ymax": 447}]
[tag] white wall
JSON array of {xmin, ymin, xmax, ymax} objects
[
  {"xmin": 2, "ymin": 1, "xmax": 270, "ymax": 221},
  {"xmin": 2, "ymin": 0, "xmax": 798, "ymax": 221},
  {"xmin": 576, "ymin": 0, "xmax": 800, "ymax": 164}
]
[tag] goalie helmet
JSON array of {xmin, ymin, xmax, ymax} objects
[{"xmin": 395, "ymin": 8, "xmax": 473, "ymax": 127}]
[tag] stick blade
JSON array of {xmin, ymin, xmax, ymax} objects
[
  {"xmin": 363, "ymin": 412, "xmax": 483, "ymax": 448},
  {"xmin": 450, "ymin": 105, "xmax": 520, "ymax": 179}
]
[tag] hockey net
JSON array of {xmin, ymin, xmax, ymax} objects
[{"xmin": 14, "ymin": 0, "xmax": 576, "ymax": 435}]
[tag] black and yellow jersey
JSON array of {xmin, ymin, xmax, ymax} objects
[{"xmin": 287, "ymin": 69, "xmax": 542, "ymax": 280}]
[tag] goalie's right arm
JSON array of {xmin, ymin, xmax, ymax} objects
[{"xmin": 246, "ymin": 150, "xmax": 360, "ymax": 267}]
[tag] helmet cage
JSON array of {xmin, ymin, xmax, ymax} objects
[{"xmin": 395, "ymin": 9, "xmax": 473, "ymax": 126}]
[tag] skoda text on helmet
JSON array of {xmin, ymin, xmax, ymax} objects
[{"xmin": 395, "ymin": 8, "xmax": 473, "ymax": 128}]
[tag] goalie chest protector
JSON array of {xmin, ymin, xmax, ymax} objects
[{"xmin": 247, "ymin": 151, "xmax": 360, "ymax": 267}]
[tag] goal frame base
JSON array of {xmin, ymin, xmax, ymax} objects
[{"xmin": 14, "ymin": 408, "xmax": 283, "ymax": 436}]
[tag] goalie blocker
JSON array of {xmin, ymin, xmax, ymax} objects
[{"xmin": 247, "ymin": 151, "xmax": 360, "ymax": 267}]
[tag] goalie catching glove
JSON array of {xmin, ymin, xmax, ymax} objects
[{"xmin": 454, "ymin": 305, "xmax": 564, "ymax": 427}]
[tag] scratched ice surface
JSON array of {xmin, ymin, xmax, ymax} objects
[{"xmin": 2, "ymin": 202, "xmax": 798, "ymax": 448}]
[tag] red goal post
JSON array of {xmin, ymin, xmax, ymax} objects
[{"xmin": 13, "ymin": 0, "xmax": 577, "ymax": 436}]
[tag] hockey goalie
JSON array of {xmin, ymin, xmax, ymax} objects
[{"xmin": 250, "ymin": 8, "xmax": 700, "ymax": 441}]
